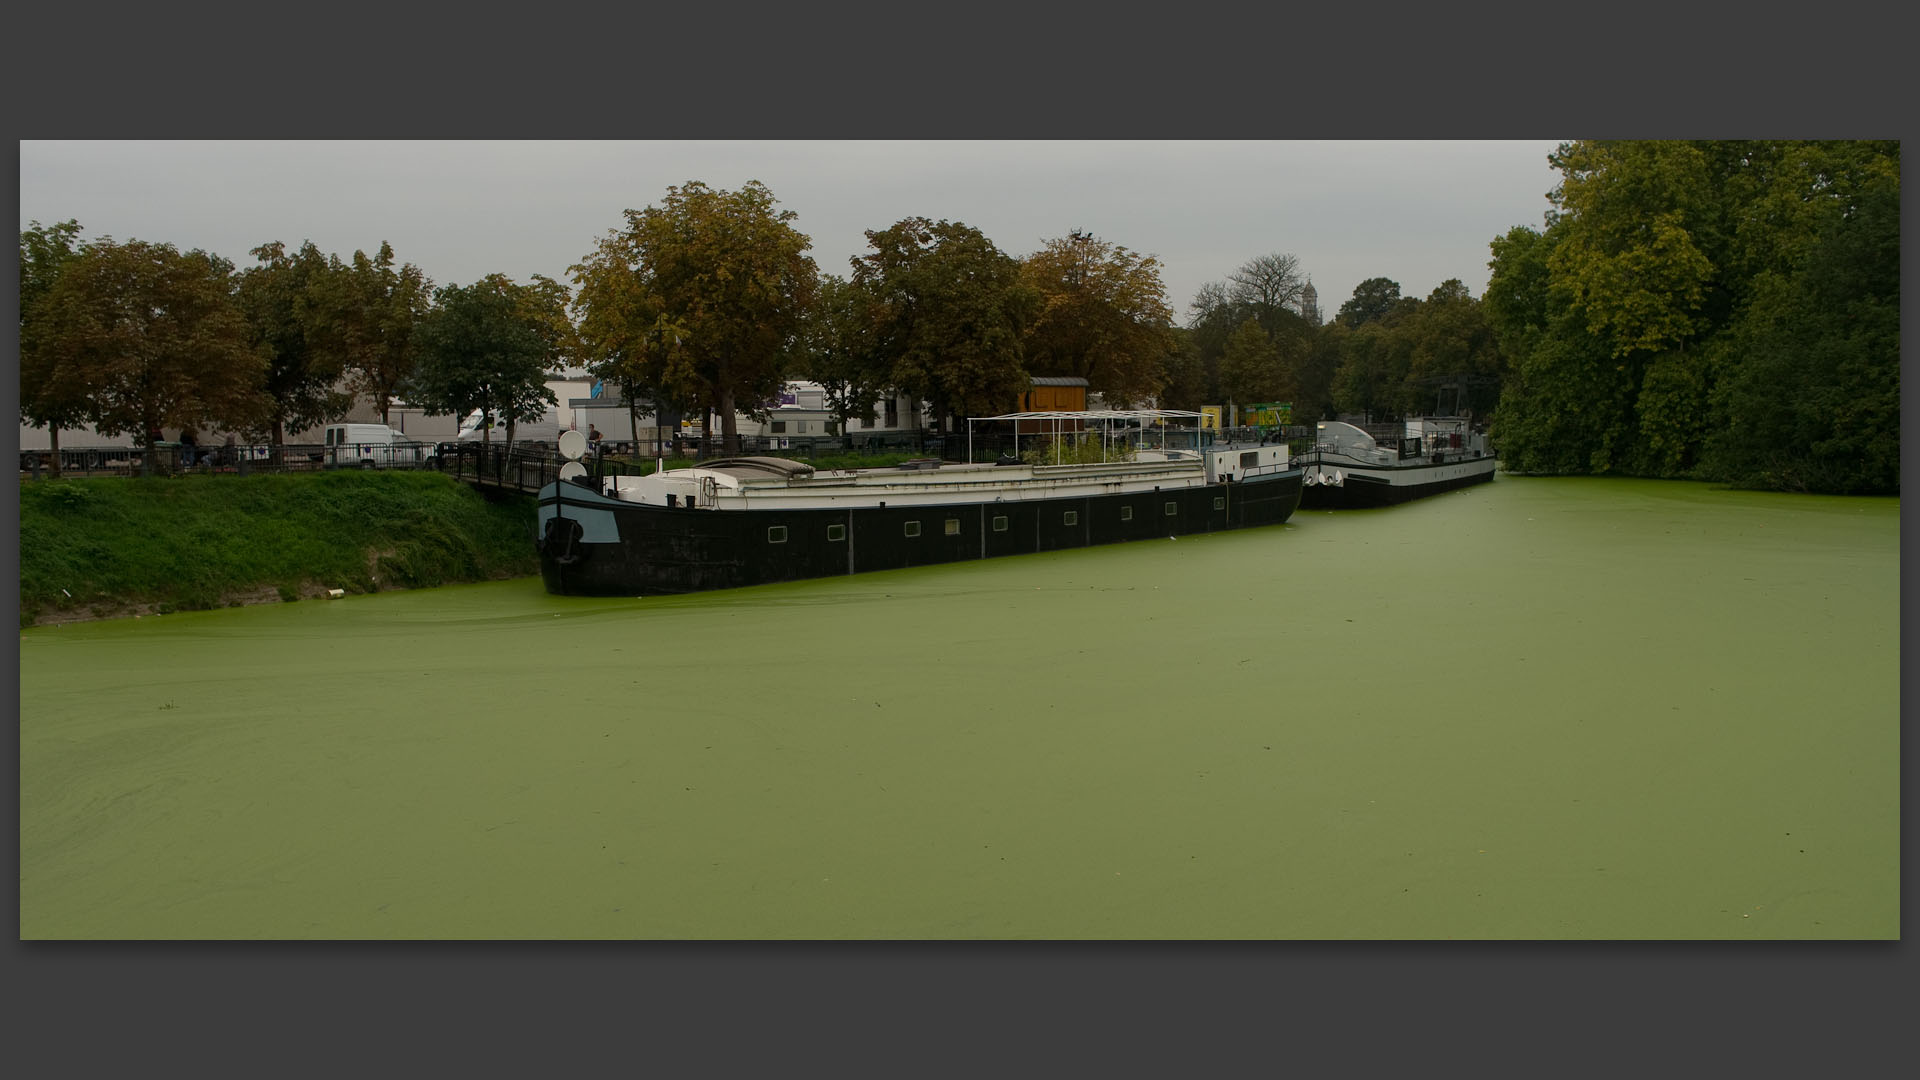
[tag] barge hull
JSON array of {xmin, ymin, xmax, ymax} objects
[
  {"xmin": 1298, "ymin": 459, "xmax": 1495, "ymax": 509},
  {"xmin": 539, "ymin": 471, "xmax": 1303, "ymax": 596}
]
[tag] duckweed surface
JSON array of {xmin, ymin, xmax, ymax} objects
[{"xmin": 19, "ymin": 476, "xmax": 1899, "ymax": 938}]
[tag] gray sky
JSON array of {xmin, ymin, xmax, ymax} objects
[{"xmin": 19, "ymin": 140, "xmax": 1564, "ymax": 320}]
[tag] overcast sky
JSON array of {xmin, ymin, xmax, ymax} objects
[{"xmin": 19, "ymin": 140, "xmax": 1564, "ymax": 321}]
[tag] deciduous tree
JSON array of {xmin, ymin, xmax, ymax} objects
[
  {"xmin": 1401, "ymin": 279, "xmax": 1504, "ymax": 418},
  {"xmin": 798, "ymin": 273, "xmax": 891, "ymax": 443},
  {"xmin": 1329, "ymin": 318, "xmax": 1411, "ymax": 422},
  {"xmin": 1158, "ymin": 327, "xmax": 1210, "ymax": 411},
  {"xmin": 1185, "ymin": 253, "xmax": 1316, "ymax": 414},
  {"xmin": 1226, "ymin": 252, "xmax": 1307, "ymax": 328},
  {"xmin": 324, "ymin": 241, "xmax": 434, "ymax": 426},
  {"xmin": 1219, "ymin": 318, "xmax": 1288, "ymax": 410},
  {"xmin": 1486, "ymin": 139, "xmax": 1898, "ymax": 490},
  {"xmin": 408, "ymin": 276, "xmax": 554, "ymax": 448},
  {"xmin": 30, "ymin": 238, "xmax": 267, "ymax": 472},
  {"xmin": 1702, "ymin": 146, "xmax": 1900, "ymax": 492},
  {"xmin": 854, "ymin": 217, "xmax": 1037, "ymax": 432},
  {"xmin": 1336, "ymin": 277, "xmax": 1403, "ymax": 328},
  {"xmin": 596, "ymin": 180, "xmax": 818, "ymax": 454},
  {"xmin": 571, "ymin": 228, "xmax": 694, "ymax": 454},
  {"xmin": 19, "ymin": 219, "xmax": 90, "ymax": 475},
  {"xmin": 235, "ymin": 240, "xmax": 354, "ymax": 449},
  {"xmin": 1020, "ymin": 229, "xmax": 1174, "ymax": 407}
]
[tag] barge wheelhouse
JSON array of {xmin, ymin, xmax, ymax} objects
[{"xmin": 1297, "ymin": 417, "xmax": 1496, "ymax": 509}]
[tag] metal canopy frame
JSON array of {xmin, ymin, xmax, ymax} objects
[{"xmin": 965, "ymin": 410, "xmax": 1207, "ymax": 465}]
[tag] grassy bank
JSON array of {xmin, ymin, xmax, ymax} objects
[{"xmin": 19, "ymin": 471, "xmax": 538, "ymax": 626}]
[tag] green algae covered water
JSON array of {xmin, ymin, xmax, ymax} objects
[{"xmin": 19, "ymin": 476, "xmax": 1899, "ymax": 939}]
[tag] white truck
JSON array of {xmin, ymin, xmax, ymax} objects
[
  {"xmin": 452, "ymin": 380, "xmax": 588, "ymax": 449},
  {"xmin": 322, "ymin": 423, "xmax": 434, "ymax": 469}
]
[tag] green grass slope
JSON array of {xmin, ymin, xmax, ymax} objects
[{"xmin": 19, "ymin": 471, "xmax": 538, "ymax": 626}]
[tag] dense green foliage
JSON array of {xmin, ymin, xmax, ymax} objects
[
  {"xmin": 23, "ymin": 224, "xmax": 435, "ymax": 459},
  {"xmin": 795, "ymin": 273, "xmax": 892, "ymax": 436},
  {"xmin": 408, "ymin": 274, "xmax": 562, "ymax": 445},
  {"xmin": 235, "ymin": 240, "xmax": 355, "ymax": 445},
  {"xmin": 18, "ymin": 220, "xmax": 90, "ymax": 467},
  {"xmin": 1486, "ymin": 140, "xmax": 1899, "ymax": 493},
  {"xmin": 18, "ymin": 472, "xmax": 538, "ymax": 626},
  {"xmin": 323, "ymin": 241, "xmax": 436, "ymax": 427},
  {"xmin": 1019, "ymin": 435, "xmax": 1136, "ymax": 467},
  {"xmin": 854, "ymin": 217, "xmax": 1038, "ymax": 432},
  {"xmin": 1184, "ymin": 255, "xmax": 1325, "ymax": 417},
  {"xmin": 1322, "ymin": 279, "xmax": 1505, "ymax": 422}
]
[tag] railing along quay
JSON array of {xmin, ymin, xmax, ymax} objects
[{"xmin": 21, "ymin": 443, "xmax": 350, "ymax": 480}]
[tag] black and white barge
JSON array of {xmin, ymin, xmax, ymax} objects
[
  {"xmin": 1297, "ymin": 417, "xmax": 1496, "ymax": 509},
  {"xmin": 536, "ymin": 411, "xmax": 1304, "ymax": 596}
]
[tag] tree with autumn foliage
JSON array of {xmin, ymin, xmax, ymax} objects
[
  {"xmin": 324, "ymin": 241, "xmax": 434, "ymax": 426},
  {"xmin": 571, "ymin": 226, "xmax": 689, "ymax": 453},
  {"xmin": 1019, "ymin": 229, "xmax": 1175, "ymax": 407},
  {"xmin": 574, "ymin": 180, "xmax": 817, "ymax": 454},
  {"xmin": 19, "ymin": 219, "xmax": 91, "ymax": 475},
  {"xmin": 854, "ymin": 217, "xmax": 1037, "ymax": 432},
  {"xmin": 28, "ymin": 237, "xmax": 267, "ymax": 473}
]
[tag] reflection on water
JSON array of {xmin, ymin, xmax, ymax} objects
[{"xmin": 20, "ymin": 477, "xmax": 1899, "ymax": 939}]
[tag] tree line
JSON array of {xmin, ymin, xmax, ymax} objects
[
  {"xmin": 29, "ymin": 145, "xmax": 1887, "ymax": 494},
  {"xmin": 21, "ymin": 178, "xmax": 1520, "ymax": 479},
  {"xmin": 1485, "ymin": 140, "xmax": 1899, "ymax": 494}
]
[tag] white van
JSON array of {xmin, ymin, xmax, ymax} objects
[
  {"xmin": 451, "ymin": 379, "xmax": 588, "ymax": 449},
  {"xmin": 323, "ymin": 423, "xmax": 432, "ymax": 469},
  {"xmin": 454, "ymin": 407, "xmax": 569, "ymax": 448}
]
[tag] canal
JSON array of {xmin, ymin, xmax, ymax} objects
[{"xmin": 18, "ymin": 475, "xmax": 1899, "ymax": 938}]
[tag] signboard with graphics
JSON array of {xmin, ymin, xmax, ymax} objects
[
  {"xmin": 1200, "ymin": 406, "xmax": 1223, "ymax": 430},
  {"xmin": 1246, "ymin": 402, "xmax": 1292, "ymax": 428}
]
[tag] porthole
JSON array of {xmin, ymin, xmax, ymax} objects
[
  {"xmin": 945, "ymin": 518, "xmax": 961, "ymax": 536},
  {"xmin": 1063, "ymin": 511, "xmax": 1078, "ymax": 526},
  {"xmin": 904, "ymin": 520, "xmax": 921, "ymax": 538},
  {"xmin": 1165, "ymin": 501, "xmax": 1177, "ymax": 516},
  {"xmin": 1120, "ymin": 506, "xmax": 1133, "ymax": 521},
  {"xmin": 1213, "ymin": 497, "xmax": 1226, "ymax": 511},
  {"xmin": 827, "ymin": 524, "xmax": 846, "ymax": 542},
  {"xmin": 992, "ymin": 515, "xmax": 1008, "ymax": 532},
  {"xmin": 767, "ymin": 526, "xmax": 788, "ymax": 544}
]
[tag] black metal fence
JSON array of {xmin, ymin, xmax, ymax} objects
[
  {"xmin": 20, "ymin": 443, "xmax": 351, "ymax": 480},
  {"xmin": 31, "ymin": 426, "xmax": 1257, "ymax": 485},
  {"xmin": 20, "ymin": 440, "xmax": 487, "ymax": 481}
]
